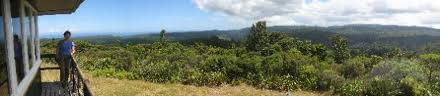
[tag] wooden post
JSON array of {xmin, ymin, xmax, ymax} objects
[
  {"xmin": 28, "ymin": 5, "xmax": 35, "ymax": 68},
  {"xmin": 19, "ymin": 0, "xmax": 30, "ymax": 75},
  {"xmin": 34, "ymin": 15, "xmax": 40, "ymax": 60},
  {"xmin": 2, "ymin": 0, "xmax": 18, "ymax": 93}
]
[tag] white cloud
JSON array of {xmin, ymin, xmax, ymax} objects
[
  {"xmin": 195, "ymin": 0, "xmax": 302, "ymax": 18},
  {"xmin": 194, "ymin": 0, "xmax": 440, "ymax": 28}
]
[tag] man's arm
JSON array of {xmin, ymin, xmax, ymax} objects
[{"xmin": 72, "ymin": 46, "xmax": 76, "ymax": 55}]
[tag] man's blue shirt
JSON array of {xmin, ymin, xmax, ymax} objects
[{"xmin": 59, "ymin": 40, "xmax": 74, "ymax": 56}]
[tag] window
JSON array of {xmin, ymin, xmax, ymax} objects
[{"xmin": 0, "ymin": 1, "xmax": 8, "ymax": 95}]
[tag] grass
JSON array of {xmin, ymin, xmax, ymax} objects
[
  {"xmin": 40, "ymin": 60, "xmax": 60, "ymax": 82},
  {"xmin": 40, "ymin": 60, "xmax": 327, "ymax": 96},
  {"xmin": 88, "ymin": 77, "xmax": 285, "ymax": 96}
]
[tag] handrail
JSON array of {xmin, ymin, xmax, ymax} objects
[
  {"xmin": 40, "ymin": 54, "xmax": 93, "ymax": 96},
  {"xmin": 69, "ymin": 58, "xmax": 94, "ymax": 96},
  {"xmin": 39, "ymin": 67, "xmax": 60, "ymax": 70}
]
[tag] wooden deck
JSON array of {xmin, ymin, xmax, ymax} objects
[
  {"xmin": 41, "ymin": 82, "xmax": 69, "ymax": 96},
  {"xmin": 40, "ymin": 54, "xmax": 93, "ymax": 96}
]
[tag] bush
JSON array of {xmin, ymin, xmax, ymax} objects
[
  {"xmin": 257, "ymin": 75, "xmax": 297, "ymax": 91},
  {"xmin": 235, "ymin": 53, "xmax": 264, "ymax": 83},
  {"xmin": 363, "ymin": 77, "xmax": 431, "ymax": 96},
  {"xmin": 203, "ymin": 72, "xmax": 227, "ymax": 86},
  {"xmin": 364, "ymin": 59, "xmax": 433, "ymax": 95},
  {"xmin": 335, "ymin": 80, "xmax": 365, "ymax": 96},
  {"xmin": 91, "ymin": 68, "xmax": 135, "ymax": 80},
  {"xmin": 296, "ymin": 64, "xmax": 319, "ymax": 90},
  {"xmin": 336, "ymin": 76, "xmax": 432, "ymax": 96},
  {"xmin": 76, "ymin": 48, "xmax": 137, "ymax": 71},
  {"xmin": 179, "ymin": 69, "xmax": 204, "ymax": 85},
  {"xmin": 433, "ymin": 76, "xmax": 440, "ymax": 95},
  {"xmin": 317, "ymin": 68, "xmax": 345, "ymax": 91},
  {"xmin": 368, "ymin": 59, "xmax": 427, "ymax": 82},
  {"xmin": 341, "ymin": 56, "xmax": 381, "ymax": 79},
  {"xmin": 364, "ymin": 77, "xmax": 401, "ymax": 96},
  {"xmin": 139, "ymin": 60, "xmax": 176, "ymax": 83},
  {"xmin": 400, "ymin": 77, "xmax": 431, "ymax": 96}
]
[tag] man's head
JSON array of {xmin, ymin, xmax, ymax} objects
[
  {"xmin": 13, "ymin": 35, "xmax": 19, "ymax": 42},
  {"xmin": 63, "ymin": 31, "xmax": 71, "ymax": 40}
]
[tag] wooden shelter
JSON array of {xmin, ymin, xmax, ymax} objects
[{"xmin": 0, "ymin": 0, "xmax": 86, "ymax": 96}]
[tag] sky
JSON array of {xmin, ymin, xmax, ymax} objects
[{"xmin": 39, "ymin": 0, "xmax": 440, "ymax": 35}]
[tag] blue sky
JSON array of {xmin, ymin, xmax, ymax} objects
[
  {"xmin": 39, "ymin": 0, "xmax": 440, "ymax": 36},
  {"xmin": 39, "ymin": 0, "xmax": 232, "ymax": 35}
]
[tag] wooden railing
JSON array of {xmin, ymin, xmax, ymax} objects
[
  {"xmin": 69, "ymin": 58, "xmax": 94, "ymax": 96},
  {"xmin": 40, "ymin": 54, "xmax": 93, "ymax": 96}
]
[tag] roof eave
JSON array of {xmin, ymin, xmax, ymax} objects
[{"xmin": 35, "ymin": 0, "xmax": 84, "ymax": 16}]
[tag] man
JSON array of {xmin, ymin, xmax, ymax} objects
[
  {"xmin": 13, "ymin": 35, "xmax": 24, "ymax": 81},
  {"xmin": 56, "ymin": 31, "xmax": 75, "ymax": 91}
]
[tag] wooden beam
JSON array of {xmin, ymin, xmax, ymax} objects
[
  {"xmin": 39, "ymin": 67, "xmax": 60, "ymax": 70},
  {"xmin": 23, "ymin": 1, "xmax": 37, "ymax": 13},
  {"xmin": 40, "ymin": 54, "xmax": 55, "ymax": 59},
  {"xmin": 13, "ymin": 60, "xmax": 41, "ymax": 96}
]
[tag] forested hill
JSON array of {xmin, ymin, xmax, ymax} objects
[
  {"xmin": 52, "ymin": 24, "xmax": 440, "ymax": 51},
  {"xmin": 125, "ymin": 24, "xmax": 440, "ymax": 41}
]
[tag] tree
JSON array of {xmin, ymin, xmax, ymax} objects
[
  {"xmin": 268, "ymin": 32, "xmax": 288, "ymax": 44},
  {"xmin": 160, "ymin": 29, "xmax": 166, "ymax": 43},
  {"xmin": 245, "ymin": 21, "xmax": 270, "ymax": 55},
  {"xmin": 384, "ymin": 47, "xmax": 406, "ymax": 58},
  {"xmin": 420, "ymin": 42, "xmax": 440, "ymax": 54},
  {"xmin": 419, "ymin": 54, "xmax": 440, "ymax": 83},
  {"xmin": 330, "ymin": 34, "xmax": 350, "ymax": 64}
]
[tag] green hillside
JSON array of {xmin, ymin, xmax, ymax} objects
[{"xmin": 41, "ymin": 22, "xmax": 440, "ymax": 95}]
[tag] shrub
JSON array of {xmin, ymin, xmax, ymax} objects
[
  {"xmin": 317, "ymin": 68, "xmax": 345, "ymax": 91},
  {"xmin": 341, "ymin": 56, "xmax": 382, "ymax": 79},
  {"xmin": 263, "ymin": 52, "xmax": 292, "ymax": 76},
  {"xmin": 297, "ymin": 64, "xmax": 319, "ymax": 90},
  {"xmin": 432, "ymin": 76, "xmax": 440, "ymax": 95},
  {"xmin": 419, "ymin": 54, "xmax": 440, "ymax": 86},
  {"xmin": 364, "ymin": 77, "xmax": 401, "ymax": 96},
  {"xmin": 257, "ymin": 75, "xmax": 297, "ymax": 91},
  {"xmin": 203, "ymin": 72, "xmax": 227, "ymax": 86},
  {"xmin": 179, "ymin": 69, "xmax": 204, "ymax": 85},
  {"xmin": 368, "ymin": 59, "xmax": 427, "ymax": 82},
  {"xmin": 336, "ymin": 76, "xmax": 432, "ymax": 96},
  {"xmin": 235, "ymin": 53, "xmax": 264, "ymax": 82},
  {"xmin": 91, "ymin": 68, "xmax": 135, "ymax": 80},
  {"xmin": 335, "ymin": 80, "xmax": 365, "ymax": 96},
  {"xmin": 139, "ymin": 60, "xmax": 175, "ymax": 83},
  {"xmin": 365, "ymin": 59, "xmax": 432, "ymax": 95},
  {"xmin": 400, "ymin": 77, "xmax": 431, "ymax": 96}
]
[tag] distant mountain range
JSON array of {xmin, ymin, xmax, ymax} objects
[
  {"xmin": 123, "ymin": 24, "xmax": 440, "ymax": 40},
  {"xmin": 42, "ymin": 24, "xmax": 440, "ymax": 50}
]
